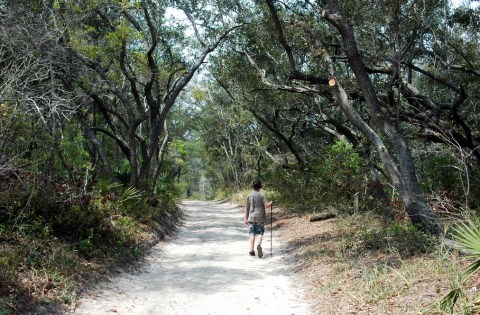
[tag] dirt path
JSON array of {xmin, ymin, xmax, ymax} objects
[{"xmin": 72, "ymin": 200, "xmax": 311, "ymax": 315}]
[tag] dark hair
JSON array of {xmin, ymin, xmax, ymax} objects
[{"xmin": 252, "ymin": 179, "xmax": 262, "ymax": 190}]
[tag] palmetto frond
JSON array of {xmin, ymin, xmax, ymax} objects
[
  {"xmin": 120, "ymin": 186, "xmax": 143, "ymax": 204},
  {"xmin": 453, "ymin": 219, "xmax": 480, "ymax": 277},
  {"xmin": 431, "ymin": 219, "xmax": 480, "ymax": 313},
  {"xmin": 438, "ymin": 288, "xmax": 464, "ymax": 314}
]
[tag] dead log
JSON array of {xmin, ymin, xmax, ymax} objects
[
  {"xmin": 442, "ymin": 237, "xmax": 475, "ymax": 256},
  {"xmin": 308, "ymin": 213, "xmax": 336, "ymax": 222}
]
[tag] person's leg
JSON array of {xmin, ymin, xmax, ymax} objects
[
  {"xmin": 249, "ymin": 235, "xmax": 255, "ymax": 252},
  {"xmin": 256, "ymin": 224, "xmax": 265, "ymax": 258},
  {"xmin": 257, "ymin": 224, "xmax": 265, "ymax": 246},
  {"xmin": 248, "ymin": 223, "xmax": 256, "ymax": 255},
  {"xmin": 256, "ymin": 235, "xmax": 263, "ymax": 246}
]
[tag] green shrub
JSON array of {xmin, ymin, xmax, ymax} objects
[
  {"xmin": 79, "ymin": 228, "xmax": 95, "ymax": 254},
  {"xmin": 0, "ymin": 156, "xmax": 180, "ymax": 313},
  {"xmin": 360, "ymin": 221, "xmax": 437, "ymax": 257},
  {"xmin": 60, "ymin": 133, "xmax": 90, "ymax": 177},
  {"xmin": 114, "ymin": 159, "xmax": 132, "ymax": 186},
  {"xmin": 324, "ymin": 140, "xmax": 363, "ymax": 182},
  {"xmin": 418, "ymin": 154, "xmax": 461, "ymax": 194},
  {"xmin": 265, "ymin": 140, "xmax": 365, "ymax": 214},
  {"xmin": 114, "ymin": 216, "xmax": 141, "ymax": 243},
  {"xmin": 0, "ymin": 247, "xmax": 20, "ymax": 284},
  {"xmin": 336, "ymin": 213, "xmax": 437, "ymax": 259}
]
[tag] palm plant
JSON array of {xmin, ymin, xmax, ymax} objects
[{"xmin": 435, "ymin": 219, "xmax": 480, "ymax": 313}]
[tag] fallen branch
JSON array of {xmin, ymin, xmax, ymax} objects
[
  {"xmin": 442, "ymin": 237, "xmax": 475, "ymax": 256},
  {"xmin": 308, "ymin": 212, "xmax": 336, "ymax": 222}
]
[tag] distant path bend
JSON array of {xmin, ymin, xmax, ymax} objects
[{"xmin": 73, "ymin": 200, "xmax": 310, "ymax": 315}]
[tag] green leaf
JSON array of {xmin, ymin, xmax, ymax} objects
[
  {"xmin": 453, "ymin": 220, "xmax": 480, "ymax": 259},
  {"xmin": 120, "ymin": 186, "xmax": 143, "ymax": 204},
  {"xmin": 438, "ymin": 288, "xmax": 464, "ymax": 314},
  {"xmin": 464, "ymin": 259, "xmax": 480, "ymax": 278}
]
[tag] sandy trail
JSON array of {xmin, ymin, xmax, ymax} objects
[{"xmin": 72, "ymin": 200, "xmax": 310, "ymax": 315}]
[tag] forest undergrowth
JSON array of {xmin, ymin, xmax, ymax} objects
[
  {"xmin": 270, "ymin": 201, "xmax": 480, "ymax": 315},
  {"xmin": 0, "ymin": 172, "xmax": 181, "ymax": 315}
]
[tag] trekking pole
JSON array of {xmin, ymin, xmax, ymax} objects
[{"xmin": 270, "ymin": 204, "xmax": 273, "ymax": 256}]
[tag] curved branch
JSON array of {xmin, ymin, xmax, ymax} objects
[
  {"xmin": 141, "ymin": 4, "xmax": 160, "ymax": 112},
  {"xmin": 240, "ymin": 50, "xmax": 319, "ymax": 94},
  {"xmin": 183, "ymin": 10, "xmax": 208, "ymax": 48},
  {"xmin": 403, "ymin": 61, "xmax": 461, "ymax": 93},
  {"xmin": 264, "ymin": 0, "xmax": 296, "ymax": 73},
  {"xmin": 119, "ymin": 41, "xmax": 144, "ymax": 113},
  {"xmin": 165, "ymin": 23, "xmax": 245, "ymax": 108},
  {"xmin": 90, "ymin": 127, "xmax": 131, "ymax": 159},
  {"xmin": 245, "ymin": 106, "xmax": 306, "ymax": 169},
  {"xmin": 265, "ymin": 0, "xmax": 330, "ymax": 85},
  {"xmin": 85, "ymin": 90, "xmax": 129, "ymax": 129}
]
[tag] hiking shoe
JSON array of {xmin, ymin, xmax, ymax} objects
[
  {"xmin": 249, "ymin": 251, "xmax": 255, "ymax": 256},
  {"xmin": 257, "ymin": 245, "xmax": 263, "ymax": 258}
]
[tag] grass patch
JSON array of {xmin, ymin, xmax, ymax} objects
[
  {"xmin": 335, "ymin": 212, "xmax": 438, "ymax": 258},
  {"xmin": 0, "ymin": 233, "xmax": 83, "ymax": 313},
  {"xmin": 289, "ymin": 212, "xmax": 479, "ymax": 314}
]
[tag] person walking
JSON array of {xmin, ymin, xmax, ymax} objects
[{"xmin": 244, "ymin": 179, "xmax": 273, "ymax": 258}]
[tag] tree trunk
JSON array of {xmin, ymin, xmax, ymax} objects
[
  {"xmin": 78, "ymin": 112, "xmax": 112, "ymax": 176},
  {"xmin": 256, "ymin": 154, "xmax": 262, "ymax": 179},
  {"xmin": 223, "ymin": 144, "xmax": 240, "ymax": 191},
  {"xmin": 151, "ymin": 120, "xmax": 169, "ymax": 195},
  {"xmin": 324, "ymin": 0, "xmax": 440, "ymax": 234}
]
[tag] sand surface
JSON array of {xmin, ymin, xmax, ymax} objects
[{"xmin": 72, "ymin": 200, "xmax": 310, "ymax": 315}]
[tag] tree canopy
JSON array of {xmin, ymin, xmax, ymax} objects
[{"xmin": 1, "ymin": 0, "xmax": 480, "ymax": 234}]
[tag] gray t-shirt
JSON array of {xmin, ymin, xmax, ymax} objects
[{"xmin": 246, "ymin": 190, "xmax": 268, "ymax": 224}]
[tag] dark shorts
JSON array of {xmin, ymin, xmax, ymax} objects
[{"xmin": 249, "ymin": 222, "xmax": 265, "ymax": 236}]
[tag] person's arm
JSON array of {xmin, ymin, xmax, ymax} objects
[
  {"xmin": 244, "ymin": 197, "xmax": 250, "ymax": 225},
  {"xmin": 263, "ymin": 194, "xmax": 273, "ymax": 208}
]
